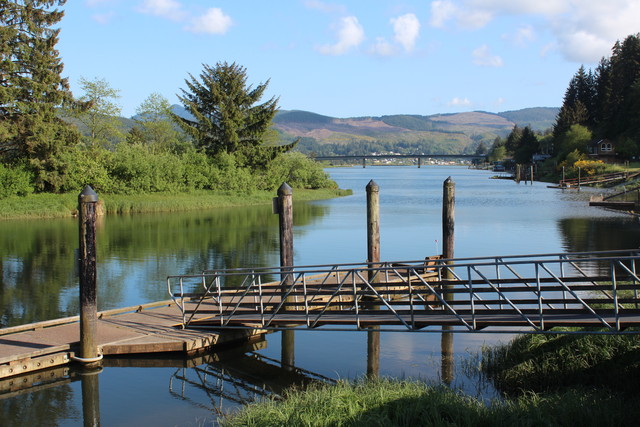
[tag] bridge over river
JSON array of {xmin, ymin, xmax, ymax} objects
[
  {"xmin": 312, "ymin": 154, "xmax": 485, "ymax": 167},
  {"xmin": 169, "ymin": 249, "xmax": 640, "ymax": 335}
]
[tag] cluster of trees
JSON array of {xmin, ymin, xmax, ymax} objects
[
  {"xmin": 486, "ymin": 33, "xmax": 640, "ymax": 170},
  {"xmin": 0, "ymin": 0, "xmax": 333, "ymax": 198}
]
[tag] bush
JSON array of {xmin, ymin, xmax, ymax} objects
[
  {"xmin": 59, "ymin": 146, "xmax": 116, "ymax": 193},
  {"xmin": 263, "ymin": 152, "xmax": 337, "ymax": 190},
  {"xmin": 0, "ymin": 163, "xmax": 34, "ymax": 198}
]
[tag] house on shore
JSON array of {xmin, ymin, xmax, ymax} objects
[{"xmin": 588, "ymin": 139, "xmax": 616, "ymax": 161}]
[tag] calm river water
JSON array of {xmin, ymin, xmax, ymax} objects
[{"xmin": 2, "ymin": 166, "xmax": 640, "ymax": 426}]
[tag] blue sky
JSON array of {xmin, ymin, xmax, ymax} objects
[{"xmin": 57, "ymin": 1, "xmax": 640, "ymax": 118}]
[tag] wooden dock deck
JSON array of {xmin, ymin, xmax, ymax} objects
[{"xmin": 0, "ymin": 300, "xmax": 263, "ymax": 380}]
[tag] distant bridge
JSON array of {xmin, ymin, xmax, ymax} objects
[{"xmin": 311, "ymin": 154, "xmax": 486, "ymax": 167}]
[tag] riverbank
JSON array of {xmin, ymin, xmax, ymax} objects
[
  {"xmin": 221, "ymin": 377, "xmax": 637, "ymax": 426},
  {"xmin": 0, "ymin": 188, "xmax": 352, "ymax": 220},
  {"xmin": 222, "ymin": 330, "xmax": 640, "ymax": 426}
]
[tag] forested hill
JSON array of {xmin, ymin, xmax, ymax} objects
[{"xmin": 272, "ymin": 107, "xmax": 558, "ymax": 156}]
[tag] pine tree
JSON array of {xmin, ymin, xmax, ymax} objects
[
  {"xmin": 0, "ymin": 0, "xmax": 79, "ymax": 191},
  {"xmin": 173, "ymin": 62, "xmax": 294, "ymax": 169}
]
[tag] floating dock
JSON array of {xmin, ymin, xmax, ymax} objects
[{"xmin": 0, "ymin": 300, "xmax": 262, "ymax": 380}]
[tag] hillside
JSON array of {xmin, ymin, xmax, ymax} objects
[{"xmin": 273, "ymin": 107, "xmax": 558, "ymax": 156}]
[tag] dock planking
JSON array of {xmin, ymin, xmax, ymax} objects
[{"xmin": 0, "ymin": 300, "xmax": 264, "ymax": 380}]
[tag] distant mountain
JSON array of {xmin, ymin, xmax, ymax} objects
[
  {"xmin": 166, "ymin": 105, "xmax": 559, "ymax": 156},
  {"xmin": 272, "ymin": 107, "xmax": 559, "ymax": 156}
]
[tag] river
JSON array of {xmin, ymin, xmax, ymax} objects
[{"xmin": 1, "ymin": 165, "xmax": 639, "ymax": 426}]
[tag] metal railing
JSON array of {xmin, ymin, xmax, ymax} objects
[{"xmin": 167, "ymin": 250, "xmax": 640, "ymax": 334}]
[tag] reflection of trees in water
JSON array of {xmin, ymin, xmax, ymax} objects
[
  {"xmin": 0, "ymin": 382, "xmax": 78, "ymax": 427},
  {"xmin": 557, "ymin": 217, "xmax": 640, "ymax": 275},
  {"xmin": 0, "ymin": 202, "xmax": 329, "ymax": 326},
  {"xmin": 558, "ymin": 217, "xmax": 640, "ymax": 253}
]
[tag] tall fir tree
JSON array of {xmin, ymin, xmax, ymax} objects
[
  {"xmin": 173, "ymin": 62, "xmax": 295, "ymax": 169},
  {"xmin": 0, "ymin": 0, "xmax": 79, "ymax": 191}
]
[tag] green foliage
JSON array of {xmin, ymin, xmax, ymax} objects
[
  {"xmin": 222, "ymin": 378, "xmax": 639, "ymax": 427},
  {"xmin": 0, "ymin": 163, "xmax": 34, "ymax": 198},
  {"xmin": 556, "ymin": 124, "xmax": 592, "ymax": 160},
  {"xmin": 553, "ymin": 33, "xmax": 640, "ymax": 158},
  {"xmin": 0, "ymin": 0, "xmax": 81, "ymax": 191},
  {"xmin": 262, "ymin": 152, "xmax": 338, "ymax": 190},
  {"xmin": 132, "ymin": 92, "xmax": 185, "ymax": 152},
  {"xmin": 174, "ymin": 62, "xmax": 293, "ymax": 169},
  {"xmin": 71, "ymin": 77, "xmax": 123, "ymax": 147},
  {"xmin": 481, "ymin": 330, "xmax": 640, "ymax": 397}
]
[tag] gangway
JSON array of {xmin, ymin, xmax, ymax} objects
[{"xmin": 167, "ymin": 250, "xmax": 640, "ymax": 334}]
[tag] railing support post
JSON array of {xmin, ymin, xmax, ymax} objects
[{"xmin": 78, "ymin": 185, "xmax": 102, "ymax": 368}]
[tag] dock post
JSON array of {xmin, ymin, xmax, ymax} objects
[
  {"xmin": 530, "ymin": 165, "xmax": 534, "ymax": 185},
  {"xmin": 578, "ymin": 167, "xmax": 581, "ymax": 189},
  {"xmin": 366, "ymin": 180, "xmax": 380, "ymax": 281},
  {"xmin": 81, "ymin": 372, "xmax": 101, "ymax": 426},
  {"xmin": 441, "ymin": 326, "xmax": 454, "ymax": 386},
  {"xmin": 276, "ymin": 183, "xmax": 294, "ymax": 307},
  {"xmin": 276, "ymin": 183, "xmax": 295, "ymax": 370},
  {"xmin": 418, "ymin": 157, "xmax": 422, "ymax": 168},
  {"xmin": 442, "ymin": 177, "xmax": 455, "ymax": 302},
  {"xmin": 366, "ymin": 180, "xmax": 381, "ymax": 378},
  {"xmin": 362, "ymin": 157, "xmax": 366, "ymax": 168},
  {"xmin": 78, "ymin": 186, "xmax": 102, "ymax": 368}
]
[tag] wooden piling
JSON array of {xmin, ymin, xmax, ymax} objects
[
  {"xmin": 441, "ymin": 326, "xmax": 454, "ymax": 386},
  {"xmin": 366, "ymin": 180, "xmax": 380, "ymax": 280},
  {"xmin": 81, "ymin": 371, "xmax": 101, "ymax": 426},
  {"xmin": 78, "ymin": 186, "xmax": 101, "ymax": 367},
  {"xmin": 281, "ymin": 330, "xmax": 295, "ymax": 372},
  {"xmin": 442, "ymin": 177, "xmax": 455, "ymax": 286},
  {"xmin": 276, "ymin": 183, "xmax": 294, "ymax": 307},
  {"xmin": 530, "ymin": 165, "xmax": 534, "ymax": 185}
]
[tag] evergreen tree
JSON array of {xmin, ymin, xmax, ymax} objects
[
  {"xmin": 173, "ymin": 62, "xmax": 294, "ymax": 169},
  {"xmin": 552, "ymin": 66, "xmax": 595, "ymax": 139},
  {"xmin": 0, "ymin": 0, "xmax": 79, "ymax": 191},
  {"xmin": 513, "ymin": 126, "xmax": 539, "ymax": 164}
]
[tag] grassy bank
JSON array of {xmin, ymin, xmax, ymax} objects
[
  {"xmin": 0, "ymin": 188, "xmax": 352, "ymax": 220},
  {"xmin": 221, "ymin": 378, "xmax": 637, "ymax": 426},
  {"xmin": 480, "ymin": 330, "xmax": 640, "ymax": 396}
]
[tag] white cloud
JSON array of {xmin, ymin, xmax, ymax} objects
[
  {"xmin": 429, "ymin": 0, "xmax": 640, "ymax": 63},
  {"xmin": 92, "ymin": 12, "xmax": 116, "ymax": 24},
  {"xmin": 448, "ymin": 97, "xmax": 473, "ymax": 107},
  {"xmin": 370, "ymin": 37, "xmax": 395, "ymax": 56},
  {"xmin": 504, "ymin": 24, "xmax": 535, "ymax": 47},
  {"xmin": 304, "ymin": 0, "xmax": 347, "ymax": 14},
  {"xmin": 186, "ymin": 8, "xmax": 233, "ymax": 35},
  {"xmin": 472, "ymin": 44, "xmax": 504, "ymax": 67},
  {"xmin": 391, "ymin": 13, "xmax": 420, "ymax": 52},
  {"xmin": 318, "ymin": 16, "xmax": 365, "ymax": 55},
  {"xmin": 137, "ymin": 0, "xmax": 185, "ymax": 21},
  {"xmin": 429, "ymin": 0, "xmax": 456, "ymax": 28}
]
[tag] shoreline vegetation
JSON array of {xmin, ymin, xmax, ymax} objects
[
  {"xmin": 0, "ymin": 187, "xmax": 352, "ymax": 220},
  {"xmin": 222, "ymin": 331, "xmax": 640, "ymax": 426}
]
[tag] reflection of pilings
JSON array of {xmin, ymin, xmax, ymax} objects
[
  {"xmin": 281, "ymin": 330, "xmax": 295, "ymax": 371},
  {"xmin": 441, "ymin": 326, "xmax": 454, "ymax": 386},
  {"xmin": 367, "ymin": 327, "xmax": 380, "ymax": 378},
  {"xmin": 80, "ymin": 370, "xmax": 101, "ymax": 427}
]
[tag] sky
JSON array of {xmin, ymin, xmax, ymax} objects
[{"xmin": 56, "ymin": 0, "xmax": 640, "ymax": 118}]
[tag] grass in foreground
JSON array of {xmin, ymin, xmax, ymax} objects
[
  {"xmin": 0, "ymin": 188, "xmax": 352, "ymax": 220},
  {"xmin": 220, "ymin": 378, "xmax": 636, "ymax": 426},
  {"xmin": 480, "ymin": 330, "xmax": 640, "ymax": 396}
]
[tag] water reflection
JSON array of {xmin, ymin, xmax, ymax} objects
[{"xmin": 0, "ymin": 202, "xmax": 329, "ymax": 327}]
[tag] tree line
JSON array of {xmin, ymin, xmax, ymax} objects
[
  {"xmin": 0, "ymin": 1, "xmax": 335, "ymax": 198},
  {"xmin": 485, "ymin": 33, "xmax": 640, "ymax": 176}
]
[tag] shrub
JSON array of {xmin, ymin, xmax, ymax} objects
[
  {"xmin": 59, "ymin": 146, "xmax": 116, "ymax": 193},
  {"xmin": 0, "ymin": 163, "xmax": 34, "ymax": 198}
]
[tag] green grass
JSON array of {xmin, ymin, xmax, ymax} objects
[
  {"xmin": 220, "ymin": 378, "xmax": 638, "ymax": 426},
  {"xmin": 480, "ymin": 329, "xmax": 640, "ymax": 396},
  {"xmin": 0, "ymin": 188, "xmax": 352, "ymax": 220}
]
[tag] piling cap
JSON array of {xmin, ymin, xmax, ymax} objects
[
  {"xmin": 366, "ymin": 180, "xmax": 379, "ymax": 191},
  {"xmin": 78, "ymin": 185, "xmax": 99, "ymax": 203},
  {"xmin": 277, "ymin": 182, "xmax": 293, "ymax": 196}
]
